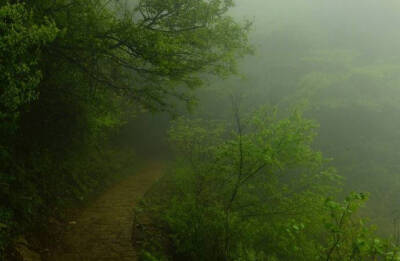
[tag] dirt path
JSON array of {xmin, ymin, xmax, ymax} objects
[{"xmin": 47, "ymin": 162, "xmax": 164, "ymax": 261}]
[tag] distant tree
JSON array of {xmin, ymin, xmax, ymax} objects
[{"xmin": 134, "ymin": 107, "xmax": 400, "ymax": 261}]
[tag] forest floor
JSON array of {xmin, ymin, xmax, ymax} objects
[{"xmin": 43, "ymin": 161, "xmax": 164, "ymax": 261}]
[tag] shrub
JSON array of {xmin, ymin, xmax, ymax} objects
[{"xmin": 134, "ymin": 108, "xmax": 400, "ymax": 260}]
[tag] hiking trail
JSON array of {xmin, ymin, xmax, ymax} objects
[{"xmin": 46, "ymin": 162, "xmax": 164, "ymax": 261}]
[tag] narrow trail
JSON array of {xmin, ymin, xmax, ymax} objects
[{"xmin": 46, "ymin": 162, "xmax": 164, "ymax": 261}]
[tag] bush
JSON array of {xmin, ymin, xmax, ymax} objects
[{"xmin": 134, "ymin": 108, "xmax": 400, "ymax": 261}]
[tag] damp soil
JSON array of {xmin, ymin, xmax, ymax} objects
[{"xmin": 43, "ymin": 162, "xmax": 164, "ymax": 261}]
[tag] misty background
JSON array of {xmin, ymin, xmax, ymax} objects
[{"xmin": 126, "ymin": 0, "xmax": 400, "ymax": 235}]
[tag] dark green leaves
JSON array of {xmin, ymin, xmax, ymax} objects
[{"xmin": 0, "ymin": 3, "xmax": 58, "ymax": 123}]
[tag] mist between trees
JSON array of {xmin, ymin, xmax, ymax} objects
[{"xmin": 2, "ymin": 0, "xmax": 400, "ymax": 260}]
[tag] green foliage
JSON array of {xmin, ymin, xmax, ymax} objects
[
  {"xmin": 22, "ymin": 0, "xmax": 251, "ymax": 112},
  {"xmin": 0, "ymin": 0, "xmax": 250, "ymax": 257},
  {"xmin": 313, "ymin": 192, "xmax": 400, "ymax": 261},
  {"xmin": 0, "ymin": 2, "xmax": 58, "ymax": 123},
  {"xmin": 0, "ymin": 2, "xmax": 58, "ymax": 172},
  {"xmin": 135, "ymin": 108, "xmax": 399, "ymax": 260},
  {"xmin": 0, "ymin": 2, "xmax": 59, "ymax": 253},
  {"xmin": 196, "ymin": 2, "xmax": 400, "ymax": 235}
]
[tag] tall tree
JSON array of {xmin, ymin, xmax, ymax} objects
[{"xmin": 0, "ymin": 0, "xmax": 251, "ymax": 256}]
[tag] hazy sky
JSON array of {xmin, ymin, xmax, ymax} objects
[{"xmin": 231, "ymin": 0, "xmax": 400, "ymax": 57}]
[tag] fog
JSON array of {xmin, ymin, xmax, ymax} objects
[
  {"xmin": 165, "ymin": 0, "xmax": 400, "ymax": 235},
  {"xmin": 7, "ymin": 0, "xmax": 400, "ymax": 259},
  {"xmin": 115, "ymin": 2, "xmax": 400, "ymax": 240}
]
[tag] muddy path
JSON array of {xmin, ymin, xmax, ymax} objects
[{"xmin": 45, "ymin": 162, "xmax": 164, "ymax": 261}]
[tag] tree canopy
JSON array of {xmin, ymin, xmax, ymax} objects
[
  {"xmin": 0, "ymin": 0, "xmax": 251, "ymax": 257},
  {"xmin": 22, "ymin": 0, "xmax": 251, "ymax": 112}
]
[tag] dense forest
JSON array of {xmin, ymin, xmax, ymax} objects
[
  {"xmin": 2, "ymin": 0, "xmax": 400, "ymax": 260},
  {"xmin": 0, "ymin": 0, "xmax": 249, "ymax": 259}
]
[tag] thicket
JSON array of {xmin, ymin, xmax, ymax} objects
[
  {"xmin": 134, "ymin": 107, "xmax": 400, "ymax": 261},
  {"xmin": 209, "ymin": 0, "xmax": 400, "ymax": 232},
  {"xmin": 0, "ymin": 0, "xmax": 250, "ymax": 258}
]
